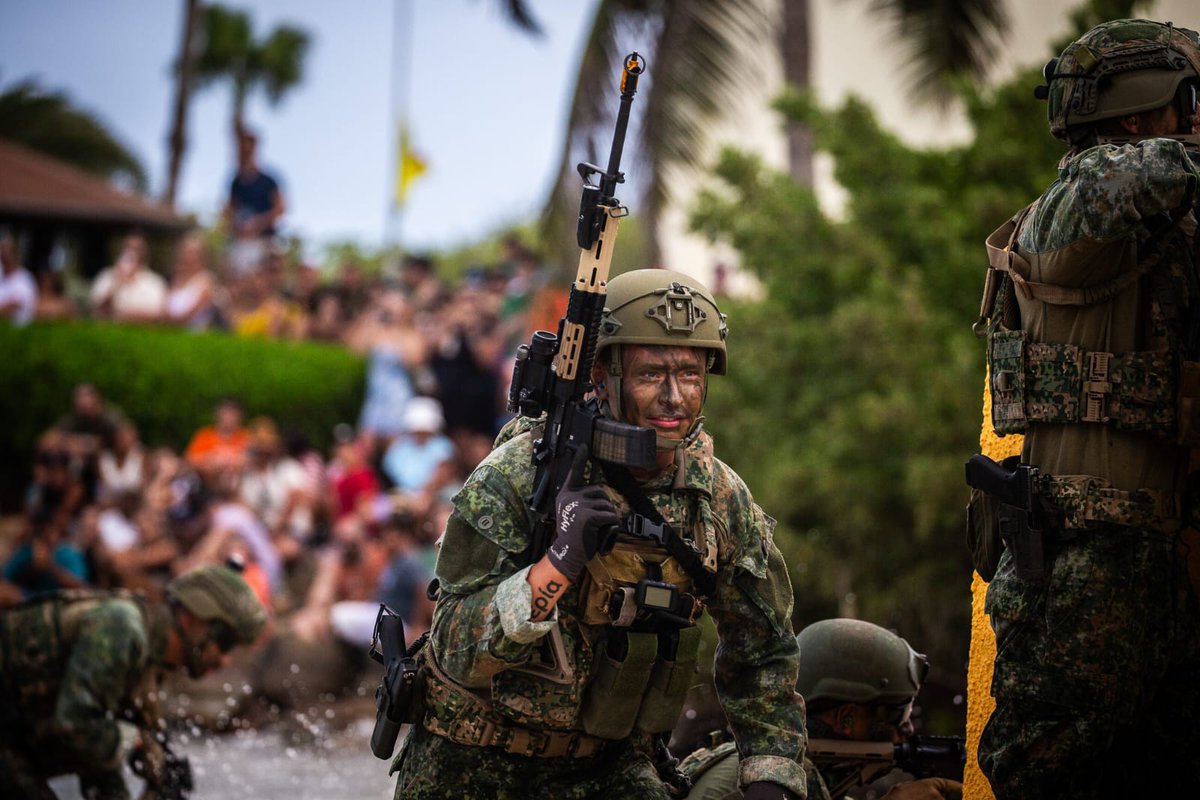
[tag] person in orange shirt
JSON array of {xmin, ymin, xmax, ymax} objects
[{"xmin": 185, "ymin": 397, "xmax": 250, "ymax": 480}]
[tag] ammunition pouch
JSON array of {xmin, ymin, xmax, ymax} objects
[
  {"xmin": 1040, "ymin": 474, "xmax": 1179, "ymax": 534},
  {"xmin": 989, "ymin": 330, "xmax": 1179, "ymax": 438},
  {"xmin": 423, "ymin": 646, "xmax": 606, "ymax": 758},
  {"xmin": 579, "ymin": 625, "xmax": 703, "ymax": 739}
]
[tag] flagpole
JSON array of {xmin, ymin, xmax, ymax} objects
[{"xmin": 387, "ymin": 0, "xmax": 414, "ymax": 253}]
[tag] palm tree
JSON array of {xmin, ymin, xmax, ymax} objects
[
  {"xmin": 164, "ymin": 0, "xmax": 202, "ymax": 207},
  {"xmin": 192, "ymin": 3, "xmax": 311, "ymax": 136},
  {"xmin": 0, "ymin": 80, "xmax": 147, "ymax": 191},
  {"xmin": 536, "ymin": 0, "xmax": 1010, "ymax": 267}
]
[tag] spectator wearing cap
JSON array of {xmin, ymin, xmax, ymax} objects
[{"xmin": 381, "ymin": 396, "xmax": 456, "ymax": 519}]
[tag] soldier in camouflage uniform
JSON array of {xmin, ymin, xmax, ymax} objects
[
  {"xmin": 973, "ymin": 19, "xmax": 1200, "ymax": 800},
  {"xmin": 391, "ymin": 269, "xmax": 805, "ymax": 799},
  {"xmin": 0, "ymin": 564, "xmax": 267, "ymax": 799},
  {"xmin": 681, "ymin": 619, "xmax": 960, "ymax": 800}
]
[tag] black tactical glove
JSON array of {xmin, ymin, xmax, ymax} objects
[
  {"xmin": 546, "ymin": 445, "xmax": 621, "ymax": 582},
  {"xmin": 743, "ymin": 781, "xmax": 798, "ymax": 800}
]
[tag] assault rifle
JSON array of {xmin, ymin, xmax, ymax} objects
[
  {"xmin": 807, "ymin": 735, "xmax": 966, "ymax": 798},
  {"xmin": 507, "ymin": 52, "xmax": 657, "ymax": 564}
]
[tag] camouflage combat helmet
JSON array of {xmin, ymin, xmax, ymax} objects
[
  {"xmin": 1038, "ymin": 19, "xmax": 1200, "ymax": 142},
  {"xmin": 796, "ymin": 619, "xmax": 928, "ymax": 708},
  {"xmin": 597, "ymin": 268, "xmax": 728, "ymax": 376},
  {"xmin": 167, "ymin": 565, "xmax": 267, "ymax": 645}
]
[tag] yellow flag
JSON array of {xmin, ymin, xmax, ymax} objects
[{"xmin": 395, "ymin": 122, "xmax": 428, "ymax": 208}]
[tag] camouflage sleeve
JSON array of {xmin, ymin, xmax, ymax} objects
[
  {"xmin": 49, "ymin": 600, "xmax": 148, "ymax": 768},
  {"xmin": 1022, "ymin": 138, "xmax": 1200, "ymax": 252},
  {"xmin": 706, "ymin": 466, "xmax": 807, "ymax": 797},
  {"xmin": 430, "ymin": 450, "xmax": 550, "ymax": 688}
]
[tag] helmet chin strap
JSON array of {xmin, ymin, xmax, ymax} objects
[{"xmin": 656, "ymin": 416, "xmax": 706, "ymax": 452}]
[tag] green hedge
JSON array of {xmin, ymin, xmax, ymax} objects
[{"xmin": 0, "ymin": 322, "xmax": 366, "ymax": 510}]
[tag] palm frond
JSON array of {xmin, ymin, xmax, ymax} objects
[
  {"xmin": 495, "ymin": 0, "xmax": 544, "ymax": 37},
  {"xmin": 0, "ymin": 80, "xmax": 148, "ymax": 191},
  {"xmin": 255, "ymin": 25, "xmax": 312, "ymax": 105},
  {"xmin": 866, "ymin": 0, "xmax": 1009, "ymax": 105},
  {"xmin": 541, "ymin": 0, "xmax": 772, "ymax": 267}
]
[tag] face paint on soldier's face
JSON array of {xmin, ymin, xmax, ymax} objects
[{"xmin": 619, "ymin": 345, "xmax": 706, "ymax": 444}]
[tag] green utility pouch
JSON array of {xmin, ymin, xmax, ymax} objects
[
  {"xmin": 966, "ymin": 486, "xmax": 1005, "ymax": 582},
  {"xmin": 989, "ymin": 330, "xmax": 1028, "ymax": 434},
  {"xmin": 580, "ymin": 631, "xmax": 658, "ymax": 739},
  {"xmin": 635, "ymin": 624, "xmax": 703, "ymax": 734}
]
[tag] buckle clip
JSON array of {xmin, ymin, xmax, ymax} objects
[
  {"xmin": 1082, "ymin": 351, "xmax": 1112, "ymax": 423},
  {"xmin": 626, "ymin": 513, "xmax": 668, "ymax": 545}
]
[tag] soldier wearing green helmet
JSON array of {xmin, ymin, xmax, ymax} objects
[
  {"xmin": 971, "ymin": 17, "xmax": 1200, "ymax": 800},
  {"xmin": 680, "ymin": 619, "xmax": 961, "ymax": 800},
  {"xmin": 0, "ymin": 564, "xmax": 266, "ymax": 799},
  {"xmin": 391, "ymin": 268, "xmax": 804, "ymax": 800}
]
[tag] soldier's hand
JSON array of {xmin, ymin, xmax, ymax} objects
[
  {"xmin": 881, "ymin": 777, "xmax": 964, "ymax": 800},
  {"xmin": 743, "ymin": 781, "xmax": 798, "ymax": 800},
  {"xmin": 129, "ymin": 731, "xmax": 169, "ymax": 788},
  {"xmin": 547, "ymin": 445, "xmax": 621, "ymax": 582}
]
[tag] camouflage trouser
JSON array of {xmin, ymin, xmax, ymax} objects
[
  {"xmin": 981, "ymin": 524, "xmax": 1200, "ymax": 800},
  {"xmin": 391, "ymin": 724, "xmax": 672, "ymax": 799}
]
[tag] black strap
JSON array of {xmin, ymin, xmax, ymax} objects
[{"xmin": 603, "ymin": 463, "xmax": 717, "ymax": 598}]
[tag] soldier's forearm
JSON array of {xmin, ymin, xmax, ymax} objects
[{"xmin": 527, "ymin": 557, "xmax": 570, "ymax": 622}]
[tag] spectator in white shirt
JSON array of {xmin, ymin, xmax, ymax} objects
[
  {"xmin": 90, "ymin": 232, "xmax": 166, "ymax": 323},
  {"xmin": 0, "ymin": 232, "xmax": 37, "ymax": 326}
]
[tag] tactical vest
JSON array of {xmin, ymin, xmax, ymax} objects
[
  {"xmin": 420, "ymin": 435, "xmax": 721, "ymax": 754},
  {"xmin": 0, "ymin": 590, "xmax": 162, "ymax": 735},
  {"xmin": 977, "ymin": 186, "xmax": 1200, "ymax": 531}
]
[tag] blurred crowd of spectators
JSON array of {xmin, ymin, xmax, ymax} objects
[
  {"xmin": 0, "ymin": 227, "xmax": 568, "ymax": 654},
  {"xmin": 0, "ymin": 384, "xmax": 469, "ymax": 653}
]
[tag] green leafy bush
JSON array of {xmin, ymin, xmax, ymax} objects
[{"xmin": 0, "ymin": 322, "xmax": 365, "ymax": 510}]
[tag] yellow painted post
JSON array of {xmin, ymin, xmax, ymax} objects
[{"xmin": 964, "ymin": 376, "xmax": 1022, "ymax": 800}]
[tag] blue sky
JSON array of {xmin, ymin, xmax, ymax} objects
[{"xmin": 0, "ymin": 0, "xmax": 597, "ymax": 252}]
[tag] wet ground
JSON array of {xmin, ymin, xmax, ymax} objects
[{"xmin": 51, "ymin": 715, "xmax": 396, "ymax": 800}]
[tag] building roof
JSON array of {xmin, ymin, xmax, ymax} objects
[{"xmin": 0, "ymin": 139, "xmax": 189, "ymax": 231}]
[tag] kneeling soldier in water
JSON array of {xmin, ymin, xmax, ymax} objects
[{"xmin": 0, "ymin": 564, "xmax": 267, "ymax": 799}]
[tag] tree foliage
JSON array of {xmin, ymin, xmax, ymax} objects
[
  {"xmin": 692, "ymin": 66, "xmax": 1063, "ymax": 675},
  {"xmin": 0, "ymin": 80, "xmax": 147, "ymax": 191},
  {"xmin": 192, "ymin": 3, "xmax": 311, "ymax": 132}
]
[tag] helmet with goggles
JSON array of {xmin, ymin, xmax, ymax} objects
[{"xmin": 1037, "ymin": 19, "xmax": 1200, "ymax": 143}]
